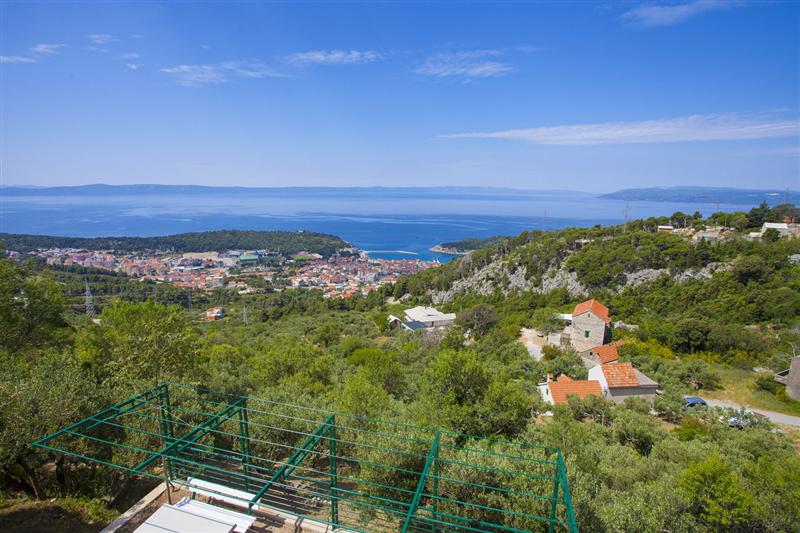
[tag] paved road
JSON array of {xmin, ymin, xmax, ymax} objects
[{"xmin": 705, "ymin": 399, "xmax": 800, "ymax": 427}]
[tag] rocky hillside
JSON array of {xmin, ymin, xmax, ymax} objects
[{"xmin": 395, "ymin": 219, "xmax": 799, "ymax": 304}]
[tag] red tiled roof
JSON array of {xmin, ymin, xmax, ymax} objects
[
  {"xmin": 591, "ymin": 340, "xmax": 626, "ymax": 364},
  {"xmin": 547, "ymin": 375, "xmax": 603, "ymax": 404},
  {"xmin": 601, "ymin": 362, "xmax": 640, "ymax": 388},
  {"xmin": 572, "ymin": 299, "xmax": 611, "ymax": 323}
]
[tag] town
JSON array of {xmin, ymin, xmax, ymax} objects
[{"xmin": 17, "ymin": 246, "xmax": 438, "ymax": 298}]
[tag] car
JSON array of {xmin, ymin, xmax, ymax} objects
[
  {"xmin": 683, "ymin": 396, "xmax": 707, "ymax": 409},
  {"xmin": 721, "ymin": 408, "xmax": 767, "ymax": 429}
]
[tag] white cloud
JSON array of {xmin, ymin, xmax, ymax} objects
[
  {"xmin": 30, "ymin": 43, "xmax": 67, "ymax": 55},
  {"xmin": 126, "ymin": 63, "xmax": 142, "ymax": 71},
  {"xmin": 622, "ymin": 1, "xmax": 737, "ymax": 27},
  {"xmin": 119, "ymin": 52, "xmax": 140, "ymax": 60},
  {"xmin": 286, "ymin": 50, "xmax": 381, "ymax": 65},
  {"xmin": 0, "ymin": 55, "xmax": 37, "ymax": 63},
  {"xmin": 416, "ymin": 50, "xmax": 514, "ymax": 79},
  {"xmin": 439, "ymin": 112, "xmax": 800, "ymax": 145},
  {"xmin": 160, "ymin": 60, "xmax": 285, "ymax": 86},
  {"xmin": 88, "ymin": 33, "xmax": 117, "ymax": 44}
]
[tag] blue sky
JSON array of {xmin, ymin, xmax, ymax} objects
[{"xmin": 1, "ymin": 1, "xmax": 798, "ymax": 192}]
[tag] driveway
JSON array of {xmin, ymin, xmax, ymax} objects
[
  {"xmin": 705, "ymin": 399, "xmax": 800, "ymax": 427},
  {"xmin": 518, "ymin": 328, "xmax": 546, "ymax": 361}
]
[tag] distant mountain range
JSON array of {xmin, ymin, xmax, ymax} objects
[
  {"xmin": 0, "ymin": 184, "xmax": 584, "ymax": 201},
  {"xmin": 600, "ymin": 186, "xmax": 798, "ymax": 205},
  {"xmin": 2, "ymin": 184, "xmax": 797, "ymax": 206}
]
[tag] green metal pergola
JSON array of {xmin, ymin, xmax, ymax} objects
[{"xmin": 33, "ymin": 383, "xmax": 578, "ymax": 533}]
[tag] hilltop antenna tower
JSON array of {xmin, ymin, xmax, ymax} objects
[
  {"xmin": 83, "ymin": 278, "xmax": 95, "ymax": 317},
  {"xmin": 623, "ymin": 202, "xmax": 631, "ymax": 231}
]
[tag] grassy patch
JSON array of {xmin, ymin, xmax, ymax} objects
[
  {"xmin": 0, "ymin": 496, "xmax": 117, "ymax": 533},
  {"xmin": 702, "ymin": 365, "xmax": 800, "ymax": 416}
]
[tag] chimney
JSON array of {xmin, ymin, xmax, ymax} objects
[{"xmin": 546, "ymin": 373, "xmax": 554, "ymax": 383}]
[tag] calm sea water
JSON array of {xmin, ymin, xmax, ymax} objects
[{"xmin": 0, "ymin": 190, "xmax": 748, "ymax": 261}]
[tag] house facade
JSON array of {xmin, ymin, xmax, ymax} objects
[
  {"xmin": 206, "ymin": 307, "xmax": 225, "ymax": 321},
  {"xmin": 569, "ymin": 299, "xmax": 611, "ymax": 351},
  {"xmin": 582, "ymin": 341, "xmax": 626, "ymax": 366}
]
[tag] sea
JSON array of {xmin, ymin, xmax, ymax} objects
[{"xmin": 0, "ymin": 188, "xmax": 751, "ymax": 262}]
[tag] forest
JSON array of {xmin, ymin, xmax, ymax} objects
[
  {"xmin": 1, "ymin": 229, "xmax": 349, "ymax": 256},
  {"xmin": 1, "ymin": 203, "xmax": 799, "ymax": 532}
]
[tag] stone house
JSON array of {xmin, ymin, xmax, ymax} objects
[
  {"xmin": 582, "ymin": 340, "xmax": 626, "ymax": 366},
  {"xmin": 569, "ymin": 299, "xmax": 611, "ymax": 351}
]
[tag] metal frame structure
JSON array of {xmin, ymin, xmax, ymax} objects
[{"xmin": 33, "ymin": 383, "xmax": 578, "ymax": 532}]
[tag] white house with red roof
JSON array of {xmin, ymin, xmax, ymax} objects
[
  {"xmin": 538, "ymin": 374, "xmax": 603, "ymax": 405},
  {"xmin": 206, "ymin": 307, "xmax": 226, "ymax": 321},
  {"xmin": 588, "ymin": 362, "xmax": 659, "ymax": 403}
]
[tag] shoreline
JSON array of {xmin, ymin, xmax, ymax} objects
[
  {"xmin": 363, "ymin": 249, "xmax": 419, "ymax": 256},
  {"xmin": 428, "ymin": 245, "xmax": 469, "ymax": 255}
]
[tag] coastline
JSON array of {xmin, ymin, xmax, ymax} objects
[
  {"xmin": 428, "ymin": 244, "xmax": 469, "ymax": 256},
  {"xmin": 363, "ymin": 249, "xmax": 419, "ymax": 256}
]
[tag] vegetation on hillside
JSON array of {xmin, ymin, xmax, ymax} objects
[
  {"xmin": 1, "ymin": 204, "xmax": 799, "ymax": 532},
  {"xmin": 0, "ymin": 229, "xmax": 349, "ymax": 256},
  {"xmin": 437, "ymin": 235, "xmax": 508, "ymax": 252}
]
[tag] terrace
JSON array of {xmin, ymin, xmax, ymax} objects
[{"xmin": 33, "ymin": 383, "xmax": 578, "ymax": 533}]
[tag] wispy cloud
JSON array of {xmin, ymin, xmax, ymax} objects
[
  {"xmin": 416, "ymin": 50, "xmax": 514, "ymax": 79},
  {"xmin": 119, "ymin": 52, "xmax": 140, "ymax": 60},
  {"xmin": 439, "ymin": 112, "xmax": 800, "ymax": 145},
  {"xmin": 126, "ymin": 63, "xmax": 142, "ymax": 71},
  {"xmin": 160, "ymin": 60, "xmax": 285, "ymax": 87},
  {"xmin": 622, "ymin": 0, "xmax": 737, "ymax": 27},
  {"xmin": 88, "ymin": 33, "xmax": 117, "ymax": 44},
  {"xmin": 286, "ymin": 50, "xmax": 381, "ymax": 65},
  {"xmin": 0, "ymin": 55, "xmax": 37, "ymax": 64},
  {"xmin": 30, "ymin": 43, "xmax": 67, "ymax": 55}
]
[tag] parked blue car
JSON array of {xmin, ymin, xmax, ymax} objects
[{"xmin": 683, "ymin": 396, "xmax": 708, "ymax": 408}]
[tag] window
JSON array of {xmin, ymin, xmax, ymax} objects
[{"xmin": 584, "ymin": 330, "xmax": 590, "ymax": 338}]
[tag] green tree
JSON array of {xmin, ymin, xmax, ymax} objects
[
  {"xmin": 678, "ymin": 453, "xmax": 753, "ymax": 531},
  {"xmin": 0, "ymin": 351, "xmax": 105, "ymax": 498},
  {"xmin": 457, "ymin": 304, "xmax": 499, "ymax": 337},
  {"xmin": 76, "ymin": 300, "xmax": 198, "ymax": 389},
  {"xmin": 0, "ymin": 258, "xmax": 68, "ymax": 352},
  {"xmin": 762, "ymin": 227, "xmax": 781, "ymax": 243},
  {"xmin": 471, "ymin": 378, "xmax": 531, "ymax": 437},
  {"xmin": 530, "ymin": 307, "xmax": 562, "ymax": 336}
]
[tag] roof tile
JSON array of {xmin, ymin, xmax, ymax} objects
[
  {"xmin": 547, "ymin": 375, "xmax": 603, "ymax": 404},
  {"xmin": 601, "ymin": 362, "xmax": 640, "ymax": 388},
  {"xmin": 572, "ymin": 299, "xmax": 611, "ymax": 324}
]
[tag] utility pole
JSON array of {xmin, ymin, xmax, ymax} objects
[
  {"xmin": 83, "ymin": 278, "xmax": 95, "ymax": 317},
  {"xmin": 243, "ymin": 304, "xmax": 248, "ymax": 326},
  {"xmin": 542, "ymin": 209, "xmax": 547, "ymax": 232}
]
